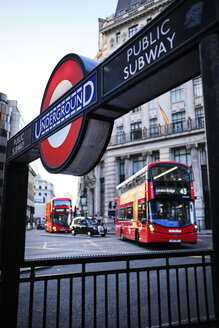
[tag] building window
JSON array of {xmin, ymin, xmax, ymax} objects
[
  {"xmin": 200, "ymin": 144, "xmax": 207, "ymax": 165},
  {"xmin": 174, "ymin": 147, "xmax": 191, "ymax": 166},
  {"xmin": 131, "ymin": 106, "xmax": 141, "ymax": 113},
  {"xmin": 131, "ymin": 122, "xmax": 142, "ymax": 141},
  {"xmin": 116, "ymin": 126, "xmax": 124, "ymax": 143},
  {"xmin": 133, "ymin": 155, "xmax": 145, "ymax": 174},
  {"xmin": 148, "ymin": 99, "xmax": 156, "ymax": 109},
  {"xmin": 100, "ymin": 162, "xmax": 104, "ymax": 179},
  {"xmin": 119, "ymin": 159, "xmax": 125, "ymax": 183},
  {"xmin": 195, "ymin": 107, "xmax": 204, "ymax": 128},
  {"xmin": 116, "ymin": 32, "xmax": 121, "ymax": 44},
  {"xmin": 129, "ymin": 25, "xmax": 138, "ymax": 38},
  {"xmin": 172, "ymin": 112, "xmax": 186, "ymax": 132},
  {"xmin": 117, "ymin": 9, "xmax": 125, "ymax": 16},
  {"xmin": 149, "ymin": 118, "xmax": 158, "ymax": 136},
  {"xmin": 152, "ymin": 151, "xmax": 160, "ymax": 162},
  {"xmin": 131, "ymin": 2, "xmax": 139, "ymax": 9},
  {"xmin": 0, "ymin": 145, "xmax": 6, "ymax": 153},
  {"xmin": 193, "ymin": 76, "xmax": 203, "ymax": 97},
  {"xmin": 171, "ymin": 85, "xmax": 184, "ymax": 103},
  {"xmin": 39, "ymin": 186, "xmax": 42, "ymax": 189}
]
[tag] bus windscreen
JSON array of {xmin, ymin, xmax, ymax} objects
[
  {"xmin": 52, "ymin": 213, "xmax": 71, "ymax": 227},
  {"xmin": 53, "ymin": 200, "xmax": 71, "ymax": 206},
  {"xmin": 148, "ymin": 200, "xmax": 195, "ymax": 228},
  {"xmin": 151, "ymin": 164, "xmax": 191, "ymax": 183}
]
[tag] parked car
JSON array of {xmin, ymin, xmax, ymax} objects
[
  {"xmin": 36, "ymin": 218, "xmax": 45, "ymax": 230},
  {"xmin": 70, "ymin": 217, "xmax": 106, "ymax": 236}
]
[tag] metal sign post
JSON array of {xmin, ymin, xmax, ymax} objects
[
  {"xmin": 0, "ymin": 163, "xmax": 29, "ymax": 327},
  {"xmin": 199, "ymin": 33, "xmax": 219, "ymax": 319}
]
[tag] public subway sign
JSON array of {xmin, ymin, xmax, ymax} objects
[
  {"xmin": 102, "ymin": 0, "xmax": 217, "ymax": 95},
  {"xmin": 6, "ymin": 124, "xmax": 32, "ymax": 160},
  {"xmin": 33, "ymin": 74, "xmax": 97, "ymax": 142}
]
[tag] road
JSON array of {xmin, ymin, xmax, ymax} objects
[{"xmin": 25, "ymin": 229, "xmax": 213, "ymax": 259}]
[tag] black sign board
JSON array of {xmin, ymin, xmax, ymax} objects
[
  {"xmin": 7, "ymin": 124, "xmax": 32, "ymax": 161},
  {"xmin": 102, "ymin": 0, "xmax": 218, "ymax": 95}
]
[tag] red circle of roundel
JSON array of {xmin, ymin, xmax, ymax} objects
[{"xmin": 40, "ymin": 58, "xmax": 84, "ymax": 169}]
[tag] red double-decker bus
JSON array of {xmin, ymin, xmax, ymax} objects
[
  {"xmin": 45, "ymin": 197, "xmax": 72, "ymax": 232},
  {"xmin": 115, "ymin": 161, "xmax": 198, "ymax": 244}
]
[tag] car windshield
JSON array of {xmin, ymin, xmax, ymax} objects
[
  {"xmin": 148, "ymin": 200, "xmax": 195, "ymax": 228},
  {"xmin": 87, "ymin": 219, "xmax": 99, "ymax": 226}
]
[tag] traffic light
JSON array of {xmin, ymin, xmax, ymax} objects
[{"xmin": 109, "ymin": 201, "xmax": 116, "ymax": 209}]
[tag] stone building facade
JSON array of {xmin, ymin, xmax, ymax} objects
[
  {"xmin": 0, "ymin": 93, "xmax": 36, "ymax": 223},
  {"xmin": 79, "ymin": 0, "xmax": 210, "ymax": 229},
  {"xmin": 34, "ymin": 174, "xmax": 55, "ymax": 219}
]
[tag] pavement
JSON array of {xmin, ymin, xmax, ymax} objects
[{"xmin": 198, "ymin": 229, "xmax": 212, "ymax": 235}]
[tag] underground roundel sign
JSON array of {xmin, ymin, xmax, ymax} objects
[{"xmin": 39, "ymin": 53, "xmax": 113, "ymax": 176}]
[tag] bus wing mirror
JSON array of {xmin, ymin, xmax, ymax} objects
[{"xmin": 141, "ymin": 218, "xmax": 146, "ymax": 224}]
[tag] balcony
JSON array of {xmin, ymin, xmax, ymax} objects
[{"xmin": 110, "ymin": 118, "xmax": 205, "ymax": 146}]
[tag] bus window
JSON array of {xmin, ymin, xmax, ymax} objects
[
  {"xmin": 136, "ymin": 176, "xmax": 140, "ymax": 186},
  {"xmin": 116, "ymin": 208, "xmax": 125, "ymax": 221},
  {"xmin": 138, "ymin": 203, "xmax": 146, "ymax": 221},
  {"xmin": 127, "ymin": 182, "xmax": 132, "ymax": 190},
  {"xmin": 127, "ymin": 207, "xmax": 133, "ymax": 221},
  {"xmin": 140, "ymin": 173, "xmax": 146, "ymax": 184}
]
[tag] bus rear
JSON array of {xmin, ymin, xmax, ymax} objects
[{"xmin": 45, "ymin": 198, "xmax": 72, "ymax": 232}]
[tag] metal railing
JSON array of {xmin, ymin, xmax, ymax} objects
[
  {"xmin": 110, "ymin": 118, "xmax": 205, "ymax": 146},
  {"xmin": 17, "ymin": 248, "xmax": 217, "ymax": 328}
]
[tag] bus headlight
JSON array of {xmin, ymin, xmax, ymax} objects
[
  {"xmin": 193, "ymin": 224, "xmax": 198, "ymax": 232},
  {"xmin": 148, "ymin": 224, "xmax": 155, "ymax": 232},
  {"xmin": 53, "ymin": 227, "xmax": 56, "ymax": 232}
]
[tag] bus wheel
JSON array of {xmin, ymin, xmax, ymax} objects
[{"xmin": 120, "ymin": 229, "xmax": 124, "ymax": 240}]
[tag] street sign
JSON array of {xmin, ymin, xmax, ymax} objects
[
  {"xmin": 33, "ymin": 73, "xmax": 97, "ymax": 142},
  {"xmin": 38, "ymin": 54, "xmax": 98, "ymax": 173},
  {"xmin": 7, "ymin": 124, "xmax": 32, "ymax": 161},
  {"xmin": 102, "ymin": 0, "xmax": 218, "ymax": 95}
]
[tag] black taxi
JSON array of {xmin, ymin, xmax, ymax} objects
[{"xmin": 70, "ymin": 217, "xmax": 106, "ymax": 237}]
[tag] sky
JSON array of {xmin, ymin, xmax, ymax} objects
[{"xmin": 0, "ymin": 0, "xmax": 118, "ymax": 205}]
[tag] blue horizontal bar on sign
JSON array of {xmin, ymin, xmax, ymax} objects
[{"xmin": 33, "ymin": 73, "xmax": 97, "ymax": 142}]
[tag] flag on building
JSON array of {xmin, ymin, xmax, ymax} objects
[{"xmin": 157, "ymin": 102, "xmax": 169, "ymax": 126}]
